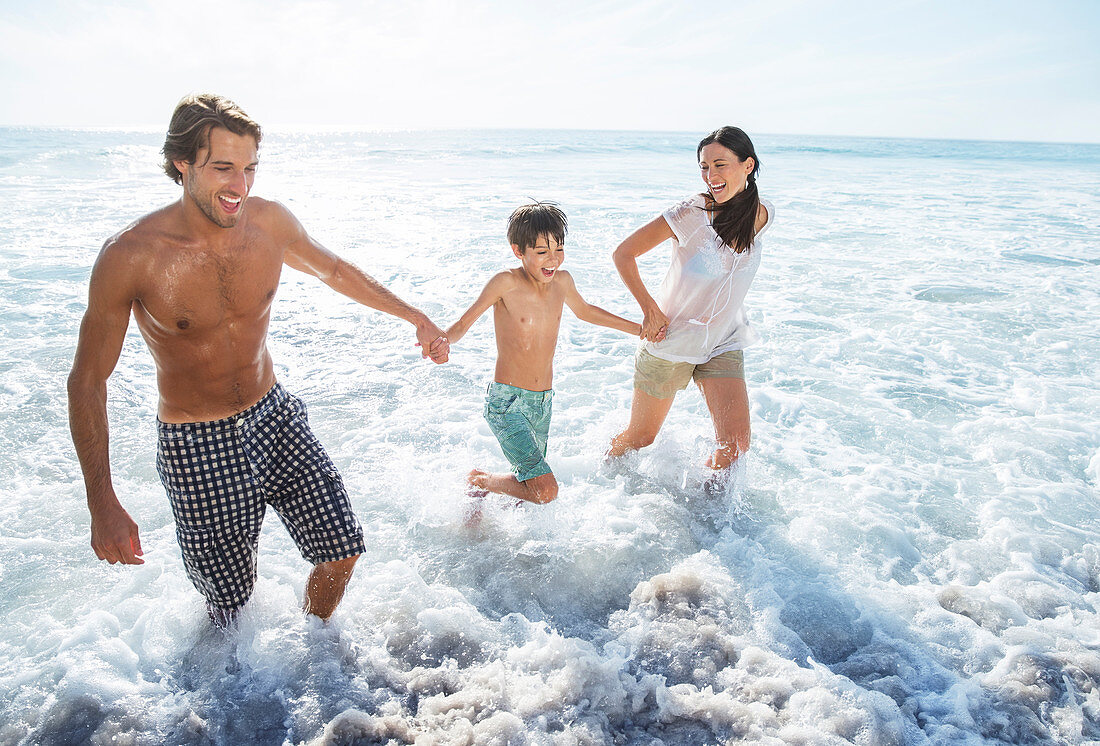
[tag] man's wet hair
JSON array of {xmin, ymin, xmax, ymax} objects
[
  {"xmin": 507, "ymin": 202, "xmax": 568, "ymax": 253},
  {"xmin": 161, "ymin": 93, "xmax": 262, "ymax": 184}
]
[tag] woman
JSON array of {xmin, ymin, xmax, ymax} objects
[{"xmin": 608, "ymin": 126, "xmax": 774, "ymax": 473}]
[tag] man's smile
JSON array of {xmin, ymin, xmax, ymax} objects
[{"xmin": 218, "ymin": 194, "xmax": 242, "ymax": 213}]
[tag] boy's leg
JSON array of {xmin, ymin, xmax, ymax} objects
[
  {"xmin": 480, "ymin": 384, "xmax": 557, "ymax": 504},
  {"xmin": 468, "ymin": 469, "xmax": 558, "ymax": 504}
]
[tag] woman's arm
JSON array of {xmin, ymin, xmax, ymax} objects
[{"xmin": 612, "ymin": 216, "xmax": 674, "ymax": 342}]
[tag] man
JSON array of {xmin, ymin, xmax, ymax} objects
[{"xmin": 67, "ymin": 93, "xmax": 449, "ymax": 625}]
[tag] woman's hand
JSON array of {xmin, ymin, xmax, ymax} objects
[
  {"xmin": 613, "ymin": 215, "xmax": 675, "ymax": 343},
  {"xmin": 640, "ymin": 304, "xmax": 669, "ymax": 342}
]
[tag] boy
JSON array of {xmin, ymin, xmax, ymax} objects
[{"xmin": 446, "ymin": 203, "xmax": 641, "ymax": 504}]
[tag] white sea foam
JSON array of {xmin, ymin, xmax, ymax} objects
[{"xmin": 0, "ymin": 129, "xmax": 1098, "ymax": 744}]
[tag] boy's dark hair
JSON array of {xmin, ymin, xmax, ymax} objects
[
  {"xmin": 161, "ymin": 93, "xmax": 262, "ymax": 184},
  {"xmin": 507, "ymin": 202, "xmax": 568, "ymax": 252}
]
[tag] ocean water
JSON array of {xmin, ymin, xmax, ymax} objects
[{"xmin": 0, "ymin": 126, "xmax": 1098, "ymax": 745}]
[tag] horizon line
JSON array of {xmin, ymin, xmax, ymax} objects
[{"xmin": 0, "ymin": 123, "xmax": 1097, "ymax": 148}]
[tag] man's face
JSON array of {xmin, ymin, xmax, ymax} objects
[{"xmin": 176, "ymin": 127, "xmax": 258, "ymax": 228}]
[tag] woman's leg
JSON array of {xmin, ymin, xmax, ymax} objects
[
  {"xmin": 608, "ymin": 387, "xmax": 677, "ymax": 458},
  {"xmin": 697, "ymin": 376, "xmax": 751, "ymax": 470}
]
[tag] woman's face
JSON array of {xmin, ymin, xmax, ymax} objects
[{"xmin": 699, "ymin": 143, "xmax": 755, "ymax": 204}]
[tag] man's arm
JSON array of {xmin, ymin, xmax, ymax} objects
[
  {"xmin": 445, "ymin": 273, "xmax": 510, "ymax": 345},
  {"xmin": 68, "ymin": 239, "xmax": 144, "ymax": 565},
  {"xmin": 561, "ymin": 271, "xmax": 642, "ymax": 337},
  {"xmin": 279, "ymin": 205, "xmax": 449, "ymax": 363}
]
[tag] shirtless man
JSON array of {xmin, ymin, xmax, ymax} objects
[{"xmin": 67, "ymin": 93, "xmax": 449, "ymax": 625}]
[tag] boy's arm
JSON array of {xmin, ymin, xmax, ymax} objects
[
  {"xmin": 446, "ymin": 272, "xmax": 511, "ymax": 345},
  {"xmin": 560, "ymin": 271, "xmax": 642, "ymax": 336}
]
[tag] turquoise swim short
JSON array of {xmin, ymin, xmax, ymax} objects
[{"xmin": 483, "ymin": 382, "xmax": 554, "ymax": 482}]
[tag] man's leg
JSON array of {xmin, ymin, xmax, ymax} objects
[
  {"xmin": 159, "ymin": 418, "xmax": 266, "ymax": 625},
  {"xmin": 258, "ymin": 391, "xmax": 367, "ymax": 621},
  {"xmin": 303, "ymin": 554, "xmax": 360, "ymax": 620}
]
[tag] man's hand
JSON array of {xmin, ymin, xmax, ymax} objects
[
  {"xmin": 415, "ymin": 319, "xmax": 450, "ymax": 364},
  {"xmin": 90, "ymin": 501, "xmax": 144, "ymax": 565}
]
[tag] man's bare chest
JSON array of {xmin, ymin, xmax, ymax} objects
[{"xmin": 137, "ymin": 244, "xmax": 282, "ymax": 333}]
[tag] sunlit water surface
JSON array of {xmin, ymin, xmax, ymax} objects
[{"xmin": 0, "ymin": 128, "xmax": 1098, "ymax": 744}]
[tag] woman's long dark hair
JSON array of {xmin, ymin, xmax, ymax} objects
[{"xmin": 697, "ymin": 127, "xmax": 761, "ymax": 253}]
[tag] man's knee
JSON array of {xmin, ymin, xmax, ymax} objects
[{"xmin": 318, "ymin": 554, "xmax": 359, "ymax": 577}]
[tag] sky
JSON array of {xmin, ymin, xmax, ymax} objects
[{"xmin": 1, "ymin": 0, "xmax": 1098, "ymax": 143}]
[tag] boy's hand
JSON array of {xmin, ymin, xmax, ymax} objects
[
  {"xmin": 415, "ymin": 319, "xmax": 450, "ymax": 363},
  {"xmin": 427, "ymin": 335, "xmax": 449, "ymax": 363},
  {"xmin": 641, "ymin": 305, "xmax": 669, "ymax": 342}
]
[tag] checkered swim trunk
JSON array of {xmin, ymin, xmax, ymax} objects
[{"xmin": 156, "ymin": 383, "xmax": 365, "ymax": 613}]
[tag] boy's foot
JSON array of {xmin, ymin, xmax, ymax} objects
[
  {"xmin": 463, "ymin": 487, "xmax": 488, "ymax": 528},
  {"xmin": 466, "ymin": 468, "xmax": 490, "ymax": 490}
]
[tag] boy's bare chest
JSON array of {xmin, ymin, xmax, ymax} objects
[{"xmin": 502, "ymin": 287, "xmax": 564, "ymax": 329}]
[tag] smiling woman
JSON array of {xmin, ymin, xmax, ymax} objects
[{"xmin": 608, "ymin": 126, "xmax": 774, "ymax": 476}]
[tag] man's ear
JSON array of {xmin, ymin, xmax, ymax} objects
[{"xmin": 511, "ymin": 243, "xmax": 525, "ymax": 259}]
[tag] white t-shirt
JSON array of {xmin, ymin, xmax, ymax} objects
[{"xmin": 644, "ymin": 194, "xmax": 775, "ymax": 364}]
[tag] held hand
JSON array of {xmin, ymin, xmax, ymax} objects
[
  {"xmin": 428, "ymin": 334, "xmax": 450, "ymax": 363},
  {"xmin": 640, "ymin": 306, "xmax": 669, "ymax": 343},
  {"xmin": 415, "ymin": 319, "xmax": 450, "ymax": 364},
  {"xmin": 90, "ymin": 502, "xmax": 144, "ymax": 565}
]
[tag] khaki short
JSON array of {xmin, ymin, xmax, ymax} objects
[{"xmin": 634, "ymin": 347, "xmax": 745, "ymax": 400}]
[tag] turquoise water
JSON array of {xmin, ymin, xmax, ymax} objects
[{"xmin": 1, "ymin": 127, "xmax": 1098, "ymax": 744}]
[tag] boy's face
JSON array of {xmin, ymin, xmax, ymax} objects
[{"xmin": 512, "ymin": 233, "xmax": 564, "ymax": 284}]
